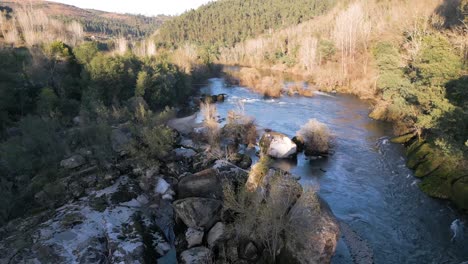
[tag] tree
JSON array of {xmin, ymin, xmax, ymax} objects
[{"xmin": 74, "ymin": 41, "xmax": 99, "ymax": 64}]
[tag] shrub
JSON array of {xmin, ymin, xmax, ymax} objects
[
  {"xmin": 223, "ymin": 110, "xmax": 257, "ymax": 146},
  {"xmin": 0, "ymin": 115, "xmax": 66, "ymax": 176},
  {"xmin": 74, "ymin": 41, "xmax": 99, "ymax": 64},
  {"xmin": 138, "ymin": 59, "xmax": 192, "ymax": 110},
  {"xmin": 297, "ymin": 119, "xmax": 331, "ymax": 155},
  {"xmin": 201, "ymin": 102, "xmax": 221, "ymax": 149},
  {"xmin": 412, "ymin": 35, "xmax": 462, "ymax": 86},
  {"xmin": 129, "ymin": 125, "xmax": 175, "ymax": 166},
  {"xmin": 245, "ymin": 155, "xmax": 271, "ymax": 191},
  {"xmin": 87, "ymin": 53, "xmax": 140, "ymax": 105},
  {"xmin": 37, "ymin": 87, "xmax": 59, "ymax": 117}
]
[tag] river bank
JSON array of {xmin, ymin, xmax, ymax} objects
[{"xmin": 201, "ymin": 76, "xmax": 468, "ymax": 263}]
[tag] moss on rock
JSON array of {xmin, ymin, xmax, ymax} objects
[
  {"xmin": 406, "ymin": 143, "xmax": 432, "ymax": 169},
  {"xmin": 419, "ymin": 173, "xmax": 451, "ymax": 199},
  {"xmin": 451, "ymin": 178, "xmax": 468, "ymax": 210},
  {"xmin": 390, "ymin": 133, "xmax": 416, "ymax": 144},
  {"xmin": 414, "ymin": 154, "xmax": 443, "ymax": 178}
]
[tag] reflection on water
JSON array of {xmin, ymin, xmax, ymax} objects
[{"xmin": 201, "ymin": 77, "xmax": 468, "ymax": 264}]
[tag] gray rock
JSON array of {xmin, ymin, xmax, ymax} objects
[
  {"xmin": 180, "ymin": 139, "xmax": 197, "ymax": 149},
  {"xmin": 72, "ymin": 116, "xmax": 81, "ymax": 126},
  {"xmin": 186, "ymin": 227, "xmax": 204, "ymax": 248},
  {"xmin": 180, "ymin": 246, "xmax": 212, "ymax": 264},
  {"xmin": 278, "ymin": 198, "xmax": 339, "ymax": 264},
  {"xmin": 174, "ymin": 148, "xmax": 197, "ymax": 160},
  {"xmin": 60, "ymin": 155, "xmax": 85, "ymax": 169},
  {"xmin": 111, "ymin": 127, "xmax": 131, "ymax": 153},
  {"xmin": 177, "ymin": 169, "xmax": 222, "ymax": 199},
  {"xmin": 207, "ymin": 222, "xmax": 226, "ymax": 248},
  {"xmin": 155, "ymin": 178, "xmax": 171, "ymax": 195},
  {"xmin": 239, "ymin": 241, "xmax": 259, "ymax": 261},
  {"xmin": 260, "ymin": 131, "xmax": 297, "ymax": 159},
  {"xmin": 173, "ymin": 198, "xmax": 222, "ymax": 229}
]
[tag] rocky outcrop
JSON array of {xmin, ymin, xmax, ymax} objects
[
  {"xmin": 186, "ymin": 227, "xmax": 204, "ymax": 248},
  {"xmin": 0, "ymin": 176, "xmax": 174, "ymax": 264},
  {"xmin": 278, "ymin": 199, "xmax": 340, "ymax": 264},
  {"xmin": 177, "ymin": 169, "xmax": 223, "ymax": 199},
  {"xmin": 180, "ymin": 246, "xmax": 212, "ymax": 264},
  {"xmin": 173, "ymin": 198, "xmax": 222, "ymax": 229},
  {"xmin": 111, "ymin": 127, "xmax": 132, "ymax": 153},
  {"xmin": 60, "ymin": 154, "xmax": 85, "ymax": 169},
  {"xmin": 207, "ymin": 222, "xmax": 226, "ymax": 248},
  {"xmin": 260, "ymin": 131, "xmax": 297, "ymax": 159}
]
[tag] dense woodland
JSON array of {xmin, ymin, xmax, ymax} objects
[
  {"xmin": 55, "ymin": 13, "xmax": 168, "ymax": 38},
  {"xmin": 158, "ymin": 0, "xmax": 337, "ymax": 47}
]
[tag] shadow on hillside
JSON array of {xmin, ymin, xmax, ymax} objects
[{"xmin": 435, "ymin": 0, "xmax": 464, "ymax": 28}]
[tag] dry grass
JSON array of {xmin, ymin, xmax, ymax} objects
[
  {"xmin": 171, "ymin": 43, "xmax": 199, "ymax": 74},
  {"xmin": 200, "ymin": 102, "xmax": 220, "ymax": 150},
  {"xmin": 223, "ymin": 103, "xmax": 258, "ymax": 146},
  {"xmin": 234, "ymin": 68, "xmax": 284, "ymax": 97},
  {"xmin": 133, "ymin": 39, "xmax": 157, "ymax": 57},
  {"xmin": 297, "ymin": 119, "xmax": 332, "ymax": 155},
  {"xmin": 245, "ymin": 155, "xmax": 271, "ymax": 191},
  {"xmin": 0, "ymin": 6, "xmax": 84, "ymax": 47},
  {"xmin": 217, "ymin": 0, "xmax": 446, "ymax": 103},
  {"xmin": 287, "ymin": 82, "xmax": 314, "ymax": 97}
]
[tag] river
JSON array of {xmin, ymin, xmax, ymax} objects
[{"xmin": 199, "ymin": 76, "xmax": 468, "ymax": 264}]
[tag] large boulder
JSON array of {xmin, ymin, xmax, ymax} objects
[
  {"xmin": 180, "ymin": 246, "xmax": 212, "ymax": 264},
  {"xmin": 260, "ymin": 131, "xmax": 297, "ymax": 159},
  {"xmin": 186, "ymin": 227, "xmax": 204, "ymax": 248},
  {"xmin": 207, "ymin": 222, "xmax": 226, "ymax": 248},
  {"xmin": 111, "ymin": 127, "xmax": 131, "ymax": 153},
  {"xmin": 60, "ymin": 155, "xmax": 85, "ymax": 169},
  {"xmin": 177, "ymin": 169, "xmax": 222, "ymax": 199},
  {"xmin": 278, "ymin": 198, "xmax": 339, "ymax": 264},
  {"xmin": 173, "ymin": 198, "xmax": 222, "ymax": 229}
]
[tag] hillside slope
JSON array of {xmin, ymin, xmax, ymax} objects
[
  {"xmin": 157, "ymin": 0, "xmax": 337, "ymax": 47},
  {"xmin": 1, "ymin": 0, "xmax": 170, "ymax": 38}
]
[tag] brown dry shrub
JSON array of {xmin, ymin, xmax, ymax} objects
[
  {"xmin": 201, "ymin": 102, "xmax": 220, "ymax": 150},
  {"xmin": 297, "ymin": 119, "xmax": 332, "ymax": 154}
]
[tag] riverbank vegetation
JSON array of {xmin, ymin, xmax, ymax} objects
[
  {"xmin": 182, "ymin": 0, "xmax": 467, "ymax": 210},
  {"xmin": 0, "ymin": 5, "xmax": 219, "ymax": 224}
]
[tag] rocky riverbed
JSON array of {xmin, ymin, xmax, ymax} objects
[{"xmin": 0, "ymin": 112, "xmax": 340, "ymax": 264}]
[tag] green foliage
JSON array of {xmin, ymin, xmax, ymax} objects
[
  {"xmin": 54, "ymin": 13, "xmax": 169, "ymax": 38},
  {"xmin": 74, "ymin": 41, "xmax": 99, "ymax": 64},
  {"xmin": 411, "ymin": 35, "xmax": 461, "ymax": 86},
  {"xmin": 158, "ymin": 0, "xmax": 337, "ymax": 47},
  {"xmin": 318, "ymin": 39, "xmax": 336, "ymax": 62},
  {"xmin": 0, "ymin": 116, "xmax": 66, "ymax": 176},
  {"xmin": 138, "ymin": 58, "xmax": 192, "ymax": 110},
  {"xmin": 37, "ymin": 87, "xmax": 59, "ymax": 118},
  {"xmin": 129, "ymin": 124, "xmax": 175, "ymax": 166},
  {"xmin": 135, "ymin": 71, "xmax": 149, "ymax": 97},
  {"xmin": 44, "ymin": 41, "xmax": 72, "ymax": 61},
  {"xmin": 87, "ymin": 53, "xmax": 140, "ymax": 105}
]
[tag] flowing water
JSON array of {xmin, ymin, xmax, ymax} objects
[{"xmin": 200, "ymin": 77, "xmax": 468, "ymax": 264}]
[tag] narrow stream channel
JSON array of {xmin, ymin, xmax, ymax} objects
[{"xmin": 200, "ymin": 77, "xmax": 468, "ymax": 264}]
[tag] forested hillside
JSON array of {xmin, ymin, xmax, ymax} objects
[
  {"xmin": 0, "ymin": 6, "xmax": 215, "ymax": 225},
  {"xmin": 157, "ymin": 0, "xmax": 337, "ymax": 46},
  {"xmin": 1, "ymin": 0, "xmax": 169, "ymax": 38}
]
